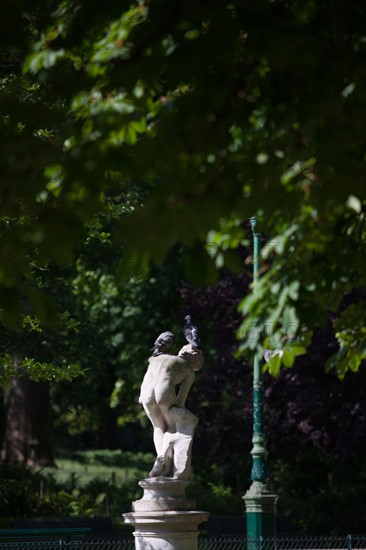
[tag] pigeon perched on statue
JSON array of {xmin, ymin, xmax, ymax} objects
[
  {"xmin": 151, "ymin": 331, "xmax": 175, "ymax": 356},
  {"xmin": 183, "ymin": 315, "xmax": 200, "ymax": 351}
]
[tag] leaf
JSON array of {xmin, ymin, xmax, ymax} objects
[
  {"xmin": 342, "ymin": 82, "xmax": 356, "ymax": 98},
  {"xmin": 287, "ymin": 281, "xmax": 300, "ymax": 301},
  {"xmin": 267, "ymin": 287, "xmax": 288, "ymax": 325},
  {"xmin": 24, "ymin": 49, "xmax": 65, "ymax": 74},
  {"xmin": 282, "ymin": 350, "xmax": 295, "ymax": 368},
  {"xmin": 267, "ymin": 353, "xmax": 281, "ymax": 377},
  {"xmin": 346, "ymin": 195, "xmax": 362, "ymax": 213},
  {"xmin": 348, "ymin": 355, "xmax": 361, "ymax": 373},
  {"xmin": 282, "ymin": 305, "xmax": 299, "ymax": 335},
  {"xmin": 287, "ymin": 343, "xmax": 306, "ymax": 356},
  {"xmin": 95, "ymin": 492, "xmax": 107, "ymax": 505}
]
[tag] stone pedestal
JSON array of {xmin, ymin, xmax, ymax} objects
[{"xmin": 123, "ymin": 478, "xmax": 209, "ymax": 550}]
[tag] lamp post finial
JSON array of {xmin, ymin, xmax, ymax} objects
[{"xmin": 249, "ymin": 216, "xmax": 257, "ymax": 232}]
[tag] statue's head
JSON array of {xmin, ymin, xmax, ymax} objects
[{"xmin": 178, "ymin": 344, "xmax": 204, "ymax": 371}]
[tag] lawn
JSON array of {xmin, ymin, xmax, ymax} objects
[{"xmin": 42, "ymin": 450, "xmax": 155, "ymax": 488}]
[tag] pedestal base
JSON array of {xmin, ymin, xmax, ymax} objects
[
  {"xmin": 124, "ymin": 510, "xmax": 209, "ymax": 550},
  {"xmin": 123, "ymin": 478, "xmax": 209, "ymax": 550}
]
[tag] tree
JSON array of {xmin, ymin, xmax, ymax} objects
[
  {"xmin": 0, "ymin": 302, "xmax": 83, "ymax": 465},
  {"xmin": 1, "ymin": 0, "xmax": 365, "ymax": 380},
  {"xmin": 1, "ymin": 369, "xmax": 54, "ymax": 467},
  {"xmin": 49, "ymin": 244, "xmax": 186, "ymax": 453},
  {"xmin": 179, "ymin": 269, "xmax": 366, "ymax": 535}
]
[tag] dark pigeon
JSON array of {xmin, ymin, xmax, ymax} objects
[
  {"xmin": 183, "ymin": 315, "xmax": 200, "ymax": 351},
  {"xmin": 151, "ymin": 331, "xmax": 175, "ymax": 356}
]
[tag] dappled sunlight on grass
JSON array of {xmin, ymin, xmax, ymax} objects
[{"xmin": 41, "ymin": 450, "xmax": 155, "ymax": 487}]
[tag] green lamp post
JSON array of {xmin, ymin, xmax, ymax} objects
[{"xmin": 243, "ymin": 216, "xmax": 278, "ymax": 547}]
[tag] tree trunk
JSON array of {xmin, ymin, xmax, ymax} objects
[
  {"xmin": 98, "ymin": 403, "xmax": 119, "ymax": 449},
  {"xmin": 1, "ymin": 363, "xmax": 55, "ymax": 467},
  {"xmin": 97, "ymin": 363, "xmax": 119, "ymax": 449},
  {"xmin": 0, "ymin": 387, "xmax": 5, "ymax": 446}
]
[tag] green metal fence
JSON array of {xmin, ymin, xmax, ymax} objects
[
  {"xmin": 0, "ymin": 543, "xmax": 133, "ymax": 550},
  {"xmin": 200, "ymin": 537, "xmax": 366, "ymax": 549},
  {"xmin": 0, "ymin": 537, "xmax": 366, "ymax": 550},
  {"xmin": 0, "ymin": 542, "xmax": 132, "ymax": 550},
  {"xmin": 0, "ymin": 539, "xmax": 135, "ymax": 550},
  {"xmin": 264, "ymin": 536, "xmax": 366, "ymax": 549}
]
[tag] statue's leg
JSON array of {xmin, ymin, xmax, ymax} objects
[
  {"xmin": 142, "ymin": 402, "xmax": 167, "ymax": 456},
  {"xmin": 148, "ymin": 404, "xmax": 176, "ymax": 477}
]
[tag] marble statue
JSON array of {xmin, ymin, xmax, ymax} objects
[
  {"xmin": 124, "ymin": 319, "xmax": 208, "ymax": 550},
  {"xmin": 139, "ymin": 339, "xmax": 204, "ymax": 480}
]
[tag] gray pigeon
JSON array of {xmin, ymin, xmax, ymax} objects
[
  {"xmin": 183, "ymin": 315, "xmax": 200, "ymax": 351},
  {"xmin": 151, "ymin": 331, "xmax": 175, "ymax": 356}
]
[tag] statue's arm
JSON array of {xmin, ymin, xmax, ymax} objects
[{"xmin": 175, "ymin": 368, "xmax": 195, "ymax": 407}]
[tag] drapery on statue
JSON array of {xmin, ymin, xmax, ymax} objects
[{"xmin": 139, "ymin": 318, "xmax": 203, "ymax": 480}]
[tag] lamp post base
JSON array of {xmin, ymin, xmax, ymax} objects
[{"xmin": 243, "ymin": 481, "xmax": 278, "ymax": 548}]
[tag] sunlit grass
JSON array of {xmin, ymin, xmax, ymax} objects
[{"xmin": 41, "ymin": 450, "xmax": 155, "ymax": 488}]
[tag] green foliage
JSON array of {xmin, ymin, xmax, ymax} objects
[
  {"xmin": 0, "ymin": 463, "xmax": 74, "ymax": 518},
  {"xmin": 188, "ymin": 479, "xmax": 243, "ymax": 516},
  {"xmin": 3, "ymin": 451, "xmax": 366, "ymax": 532},
  {"xmin": 1, "ymin": 0, "xmax": 366, "ymax": 382},
  {"xmin": 49, "ymin": 243, "xmax": 184, "ymax": 439},
  {"xmin": 0, "ymin": 354, "xmax": 83, "ymax": 386},
  {"xmin": 0, "ymin": 453, "xmax": 243, "ymax": 520},
  {"xmin": 0, "ymin": 450, "xmax": 148, "ymax": 518},
  {"xmin": 0, "ymin": 463, "xmax": 40, "ymax": 517},
  {"xmin": 325, "ymin": 302, "xmax": 366, "ymax": 379},
  {"xmin": 227, "ymin": 203, "xmax": 366, "ymax": 377}
]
